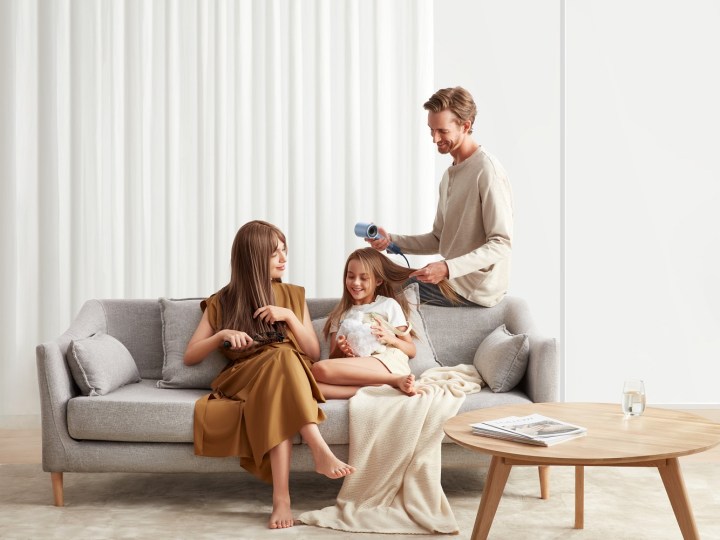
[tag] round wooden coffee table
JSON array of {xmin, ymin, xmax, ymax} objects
[{"xmin": 443, "ymin": 402, "xmax": 720, "ymax": 540}]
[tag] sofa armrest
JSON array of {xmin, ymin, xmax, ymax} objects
[
  {"xmin": 35, "ymin": 299, "xmax": 108, "ymax": 471},
  {"xmin": 36, "ymin": 340, "xmax": 78, "ymax": 471},
  {"xmin": 523, "ymin": 333, "xmax": 559, "ymax": 403}
]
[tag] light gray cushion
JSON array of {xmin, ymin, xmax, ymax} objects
[
  {"xmin": 68, "ymin": 332, "xmax": 141, "ymax": 396},
  {"xmin": 67, "ymin": 379, "xmax": 305, "ymax": 445},
  {"xmin": 157, "ymin": 298, "xmax": 229, "ymax": 389},
  {"xmin": 403, "ymin": 283, "xmax": 442, "ymax": 376},
  {"xmin": 473, "ymin": 324, "xmax": 529, "ymax": 392},
  {"xmin": 457, "ymin": 386, "xmax": 532, "ymax": 413},
  {"xmin": 312, "ymin": 317, "xmax": 331, "ymax": 360}
]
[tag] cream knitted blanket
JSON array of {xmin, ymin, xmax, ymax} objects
[{"xmin": 299, "ymin": 364, "xmax": 483, "ymax": 534}]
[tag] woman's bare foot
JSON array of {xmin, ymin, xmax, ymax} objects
[
  {"xmin": 268, "ymin": 496, "xmax": 295, "ymax": 529},
  {"xmin": 396, "ymin": 373, "xmax": 416, "ymax": 395},
  {"xmin": 313, "ymin": 450, "xmax": 356, "ymax": 479}
]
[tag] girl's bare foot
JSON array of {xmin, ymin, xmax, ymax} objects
[
  {"xmin": 268, "ymin": 496, "xmax": 295, "ymax": 529},
  {"xmin": 396, "ymin": 373, "xmax": 416, "ymax": 395},
  {"xmin": 314, "ymin": 450, "xmax": 356, "ymax": 479}
]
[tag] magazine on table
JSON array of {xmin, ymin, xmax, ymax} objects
[{"xmin": 470, "ymin": 413, "xmax": 587, "ymax": 446}]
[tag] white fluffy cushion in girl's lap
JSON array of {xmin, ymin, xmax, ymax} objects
[{"xmin": 337, "ymin": 313, "xmax": 384, "ymax": 358}]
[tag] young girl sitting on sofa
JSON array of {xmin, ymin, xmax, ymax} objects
[{"xmin": 311, "ymin": 248, "xmax": 456, "ymax": 399}]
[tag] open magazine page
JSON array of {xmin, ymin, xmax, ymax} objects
[{"xmin": 471, "ymin": 414, "xmax": 587, "ymax": 446}]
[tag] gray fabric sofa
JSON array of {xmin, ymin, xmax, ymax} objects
[{"xmin": 36, "ymin": 295, "xmax": 558, "ymax": 506}]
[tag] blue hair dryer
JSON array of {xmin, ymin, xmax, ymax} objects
[{"xmin": 354, "ymin": 222, "xmax": 404, "ymax": 256}]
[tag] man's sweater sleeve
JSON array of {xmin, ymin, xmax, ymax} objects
[{"xmin": 444, "ymin": 170, "xmax": 513, "ymax": 279}]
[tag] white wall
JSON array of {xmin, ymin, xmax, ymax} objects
[
  {"xmin": 434, "ymin": 0, "xmax": 720, "ymax": 406},
  {"xmin": 565, "ymin": 1, "xmax": 720, "ymax": 405},
  {"xmin": 433, "ymin": 0, "xmax": 562, "ymax": 341}
]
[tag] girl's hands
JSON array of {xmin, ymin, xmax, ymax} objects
[
  {"xmin": 336, "ymin": 335, "xmax": 356, "ymax": 357},
  {"xmin": 334, "ymin": 324, "xmax": 405, "ymax": 358},
  {"xmin": 370, "ymin": 324, "xmax": 395, "ymax": 347},
  {"xmin": 254, "ymin": 305, "xmax": 293, "ymax": 325}
]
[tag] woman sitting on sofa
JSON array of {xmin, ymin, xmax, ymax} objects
[{"xmin": 183, "ymin": 220, "xmax": 354, "ymax": 529}]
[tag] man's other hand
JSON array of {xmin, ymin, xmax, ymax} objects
[{"xmin": 409, "ymin": 261, "xmax": 449, "ymax": 284}]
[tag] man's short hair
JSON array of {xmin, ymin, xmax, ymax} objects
[{"xmin": 424, "ymin": 87, "xmax": 477, "ymax": 134}]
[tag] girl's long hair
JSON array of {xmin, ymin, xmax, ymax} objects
[
  {"xmin": 323, "ymin": 248, "xmax": 459, "ymax": 339},
  {"xmin": 217, "ymin": 220, "xmax": 286, "ymax": 336}
]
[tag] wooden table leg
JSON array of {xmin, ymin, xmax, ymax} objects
[
  {"xmin": 656, "ymin": 458, "xmax": 700, "ymax": 540},
  {"xmin": 471, "ymin": 456, "xmax": 512, "ymax": 540},
  {"xmin": 538, "ymin": 465, "xmax": 550, "ymax": 499},
  {"xmin": 574, "ymin": 465, "xmax": 584, "ymax": 529}
]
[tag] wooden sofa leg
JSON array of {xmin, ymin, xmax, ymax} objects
[
  {"xmin": 538, "ymin": 465, "xmax": 550, "ymax": 499},
  {"xmin": 51, "ymin": 472, "xmax": 64, "ymax": 507}
]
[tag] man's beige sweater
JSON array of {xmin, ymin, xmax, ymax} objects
[{"xmin": 391, "ymin": 146, "xmax": 513, "ymax": 307}]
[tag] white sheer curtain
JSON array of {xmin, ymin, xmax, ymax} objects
[{"xmin": 0, "ymin": 0, "xmax": 435, "ymax": 420}]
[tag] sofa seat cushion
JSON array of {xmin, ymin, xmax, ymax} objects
[
  {"xmin": 67, "ymin": 381, "xmax": 531, "ymax": 446},
  {"xmin": 68, "ymin": 380, "xmax": 208, "ymax": 443},
  {"xmin": 315, "ymin": 399, "xmax": 349, "ymax": 445},
  {"xmin": 320, "ymin": 386, "xmax": 531, "ymax": 446},
  {"xmin": 68, "ymin": 379, "xmax": 340, "ymax": 445},
  {"xmin": 456, "ymin": 386, "xmax": 532, "ymax": 415}
]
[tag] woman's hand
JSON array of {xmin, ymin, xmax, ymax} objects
[
  {"xmin": 253, "ymin": 302, "xmax": 321, "ymax": 361},
  {"xmin": 184, "ymin": 310, "xmax": 257, "ymax": 365},
  {"xmin": 336, "ymin": 335, "xmax": 356, "ymax": 357},
  {"xmin": 217, "ymin": 329, "xmax": 254, "ymax": 350},
  {"xmin": 253, "ymin": 305, "xmax": 293, "ymax": 325}
]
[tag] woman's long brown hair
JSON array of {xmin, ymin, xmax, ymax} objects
[
  {"xmin": 323, "ymin": 248, "xmax": 459, "ymax": 339},
  {"xmin": 217, "ymin": 220, "xmax": 286, "ymax": 336}
]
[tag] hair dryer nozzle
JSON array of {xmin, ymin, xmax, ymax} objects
[
  {"xmin": 353, "ymin": 221, "xmax": 404, "ymax": 257},
  {"xmin": 354, "ymin": 222, "xmax": 378, "ymax": 239}
]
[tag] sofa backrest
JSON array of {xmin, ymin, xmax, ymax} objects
[
  {"xmin": 93, "ymin": 299, "xmax": 166, "ymax": 379},
  {"xmin": 420, "ymin": 297, "xmax": 534, "ymax": 367},
  {"xmin": 307, "ymin": 295, "xmax": 534, "ymax": 368},
  {"xmin": 79, "ymin": 295, "xmax": 534, "ymax": 378}
]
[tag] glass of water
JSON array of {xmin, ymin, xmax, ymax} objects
[{"xmin": 622, "ymin": 379, "xmax": 646, "ymax": 417}]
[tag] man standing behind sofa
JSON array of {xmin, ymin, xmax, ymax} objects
[{"xmin": 368, "ymin": 86, "xmax": 513, "ymax": 307}]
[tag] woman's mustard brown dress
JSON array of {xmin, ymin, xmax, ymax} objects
[{"xmin": 193, "ymin": 282, "xmax": 326, "ymax": 483}]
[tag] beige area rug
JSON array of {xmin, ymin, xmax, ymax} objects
[{"xmin": 1, "ymin": 462, "xmax": 718, "ymax": 540}]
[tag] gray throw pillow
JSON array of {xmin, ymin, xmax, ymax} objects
[
  {"xmin": 473, "ymin": 324, "xmax": 529, "ymax": 392},
  {"xmin": 68, "ymin": 332, "xmax": 141, "ymax": 396},
  {"xmin": 157, "ymin": 298, "xmax": 229, "ymax": 389},
  {"xmin": 312, "ymin": 317, "xmax": 331, "ymax": 360}
]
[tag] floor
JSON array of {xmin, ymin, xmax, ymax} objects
[{"xmin": 2, "ymin": 409, "xmax": 719, "ymax": 465}]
